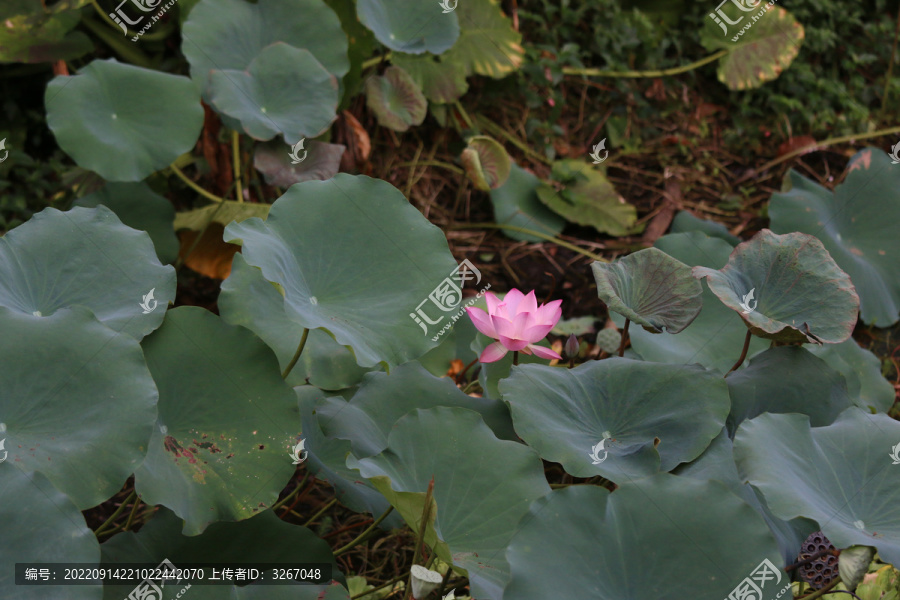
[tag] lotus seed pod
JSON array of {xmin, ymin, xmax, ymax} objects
[
  {"xmin": 595, "ymin": 328, "xmax": 622, "ymax": 354},
  {"xmin": 797, "ymin": 530, "xmax": 838, "ymax": 590},
  {"xmin": 410, "ymin": 565, "xmax": 443, "ymax": 599}
]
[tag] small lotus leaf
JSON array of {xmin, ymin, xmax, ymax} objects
[
  {"xmin": 74, "ymin": 181, "xmax": 179, "ymax": 265},
  {"xmin": 0, "ymin": 206, "xmax": 175, "ymax": 339},
  {"xmin": 442, "ymin": 0, "xmax": 523, "ymax": 78},
  {"xmin": 700, "ymin": 4, "xmax": 804, "ymax": 90},
  {"xmin": 500, "ymin": 359, "xmax": 730, "ymax": 482},
  {"xmin": 734, "ymin": 408, "xmax": 900, "ymax": 566},
  {"xmin": 693, "ymin": 229, "xmax": 859, "ymax": 344},
  {"xmin": 209, "ymin": 43, "xmax": 339, "ymax": 145},
  {"xmin": 365, "ymin": 66, "xmax": 427, "ymax": 132},
  {"xmin": 504, "ymin": 474, "xmax": 785, "ymax": 600},
  {"xmin": 45, "ymin": 59, "xmax": 203, "ymax": 181},
  {"xmin": 591, "ymin": 247, "xmax": 703, "ymax": 333},
  {"xmin": 356, "ymin": 0, "xmax": 459, "ymax": 54},
  {"xmin": 460, "ymin": 136, "xmax": 511, "ymax": 190},
  {"xmin": 769, "ymin": 148, "xmax": 900, "ymax": 326},
  {"xmin": 670, "ymin": 210, "xmax": 740, "ymax": 245}
]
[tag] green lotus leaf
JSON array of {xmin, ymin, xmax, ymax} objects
[
  {"xmin": 135, "ymin": 307, "xmax": 301, "ymax": 535},
  {"xmin": 0, "ymin": 306, "xmax": 157, "ymax": 509},
  {"xmin": 209, "ymin": 43, "xmax": 339, "ymax": 145},
  {"xmin": 700, "ymin": 4, "xmax": 804, "ymax": 90},
  {"xmin": 726, "ymin": 346, "xmax": 854, "ymax": 433},
  {"xmin": 537, "ymin": 160, "xmax": 638, "ymax": 236},
  {"xmin": 364, "ymin": 66, "xmax": 427, "ymax": 132},
  {"xmin": 45, "ymin": 59, "xmax": 203, "ymax": 181},
  {"xmin": 734, "ymin": 408, "xmax": 900, "ymax": 566},
  {"xmin": 295, "ymin": 386, "xmax": 404, "ymax": 528},
  {"xmin": 356, "ymin": 0, "xmax": 459, "ymax": 54},
  {"xmin": 0, "ymin": 0, "xmax": 91, "ymax": 64},
  {"xmin": 504, "ymin": 473, "xmax": 785, "ymax": 600},
  {"xmin": 675, "ymin": 428, "xmax": 819, "ymax": 567},
  {"xmin": 253, "ymin": 139, "xmax": 346, "ymax": 187},
  {"xmin": 670, "ymin": 210, "xmax": 740, "ymax": 245},
  {"xmin": 612, "ymin": 232, "xmax": 769, "ymax": 373},
  {"xmin": 840, "ymin": 546, "xmax": 876, "ymax": 590},
  {"xmin": 220, "ymin": 254, "xmax": 370, "ymax": 390},
  {"xmin": 173, "ymin": 201, "xmax": 271, "ymax": 233},
  {"xmin": 390, "ymin": 52, "xmax": 468, "ymax": 103},
  {"xmin": 100, "ymin": 507, "xmax": 344, "ymax": 599},
  {"xmin": 489, "ymin": 162, "xmax": 566, "ymax": 242},
  {"xmin": 74, "ymin": 181, "xmax": 179, "ymax": 265},
  {"xmin": 0, "ymin": 469, "xmax": 100, "ymax": 599},
  {"xmin": 770, "ymin": 148, "xmax": 900, "ymax": 326},
  {"xmin": 591, "ymin": 246, "xmax": 702, "ymax": 334},
  {"xmin": 807, "ymin": 338, "xmax": 895, "ymax": 414},
  {"xmin": 316, "ymin": 361, "xmax": 515, "ymax": 457},
  {"xmin": 350, "ymin": 407, "xmax": 550, "ymax": 599},
  {"xmin": 693, "ymin": 229, "xmax": 859, "ymax": 344},
  {"xmin": 183, "ymin": 0, "xmax": 349, "ymax": 96},
  {"xmin": 0, "ymin": 206, "xmax": 176, "ymax": 339},
  {"xmin": 460, "ymin": 135, "xmax": 510, "ymax": 191},
  {"xmin": 442, "ymin": 0, "xmax": 523, "ymax": 78},
  {"xmin": 500, "ymin": 359, "xmax": 730, "ymax": 482},
  {"xmin": 224, "ymin": 175, "xmax": 459, "ymax": 369}
]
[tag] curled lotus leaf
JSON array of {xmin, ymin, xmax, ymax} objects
[
  {"xmin": 460, "ymin": 136, "xmax": 511, "ymax": 191},
  {"xmin": 364, "ymin": 66, "xmax": 427, "ymax": 132}
]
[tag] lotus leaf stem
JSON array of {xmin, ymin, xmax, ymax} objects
[
  {"xmin": 282, "ymin": 328, "xmax": 310, "ymax": 379},
  {"xmin": 350, "ymin": 572, "xmax": 407, "ymax": 599},
  {"xmin": 272, "ymin": 472, "xmax": 308, "ymax": 511},
  {"xmin": 403, "ymin": 478, "xmax": 435, "ymax": 600},
  {"xmin": 123, "ymin": 494, "xmax": 143, "ymax": 531},
  {"xmin": 94, "ymin": 490, "xmax": 137, "ymax": 536},
  {"xmin": 169, "ymin": 163, "xmax": 227, "ymax": 203},
  {"xmin": 232, "ymin": 131, "xmax": 244, "ymax": 202},
  {"xmin": 726, "ymin": 329, "xmax": 753, "ymax": 376},
  {"xmin": 302, "ymin": 497, "xmax": 338, "ymax": 528},
  {"xmin": 618, "ymin": 319, "xmax": 630, "ymax": 357},
  {"xmin": 562, "ymin": 49, "xmax": 728, "ymax": 78},
  {"xmin": 798, "ymin": 578, "xmax": 840, "ymax": 600}
]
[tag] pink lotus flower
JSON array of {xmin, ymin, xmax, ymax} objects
[{"xmin": 466, "ymin": 289, "xmax": 563, "ymax": 363}]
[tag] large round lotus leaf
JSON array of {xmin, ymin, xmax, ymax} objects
[
  {"xmin": 670, "ymin": 210, "xmax": 740, "ymax": 245},
  {"xmin": 504, "ymin": 473, "xmax": 785, "ymax": 600},
  {"xmin": 295, "ymin": 386, "xmax": 404, "ymax": 528},
  {"xmin": 537, "ymin": 160, "xmax": 638, "ymax": 237},
  {"xmin": 500, "ymin": 359, "xmax": 730, "ymax": 482},
  {"xmin": 591, "ymin": 247, "xmax": 702, "ymax": 334},
  {"xmin": 700, "ymin": 4, "xmax": 804, "ymax": 90},
  {"xmin": 725, "ymin": 346, "xmax": 854, "ymax": 434},
  {"xmin": 675, "ymin": 428, "xmax": 819, "ymax": 567},
  {"xmin": 460, "ymin": 136, "xmax": 511, "ymax": 191},
  {"xmin": 45, "ymin": 59, "xmax": 203, "ymax": 181},
  {"xmin": 0, "ymin": 206, "xmax": 176, "ymax": 340},
  {"xmin": 100, "ymin": 507, "xmax": 344, "ymax": 599},
  {"xmin": 209, "ymin": 43, "xmax": 339, "ymax": 145},
  {"xmin": 182, "ymin": 0, "xmax": 349, "ymax": 95},
  {"xmin": 693, "ymin": 229, "xmax": 859, "ymax": 344},
  {"xmin": 390, "ymin": 52, "xmax": 468, "ymax": 103},
  {"xmin": 74, "ymin": 181, "xmax": 179, "ymax": 265},
  {"xmin": 219, "ymin": 250, "xmax": 370, "ymax": 391},
  {"xmin": 224, "ymin": 175, "xmax": 459, "ymax": 369},
  {"xmin": 364, "ymin": 66, "xmax": 427, "ymax": 132},
  {"xmin": 734, "ymin": 408, "xmax": 900, "ymax": 566},
  {"xmin": 0, "ymin": 469, "xmax": 101, "ymax": 600},
  {"xmin": 490, "ymin": 162, "xmax": 566, "ymax": 243},
  {"xmin": 441, "ymin": 0, "xmax": 523, "ymax": 78},
  {"xmin": 0, "ymin": 306, "xmax": 157, "ymax": 509},
  {"xmin": 613, "ymin": 232, "xmax": 768, "ymax": 373},
  {"xmin": 770, "ymin": 148, "xmax": 900, "ymax": 326},
  {"xmin": 316, "ymin": 361, "xmax": 515, "ymax": 457},
  {"xmin": 349, "ymin": 407, "xmax": 550, "ymax": 600},
  {"xmin": 135, "ymin": 307, "xmax": 301, "ymax": 535},
  {"xmin": 356, "ymin": 0, "xmax": 459, "ymax": 54},
  {"xmin": 807, "ymin": 338, "xmax": 895, "ymax": 414}
]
